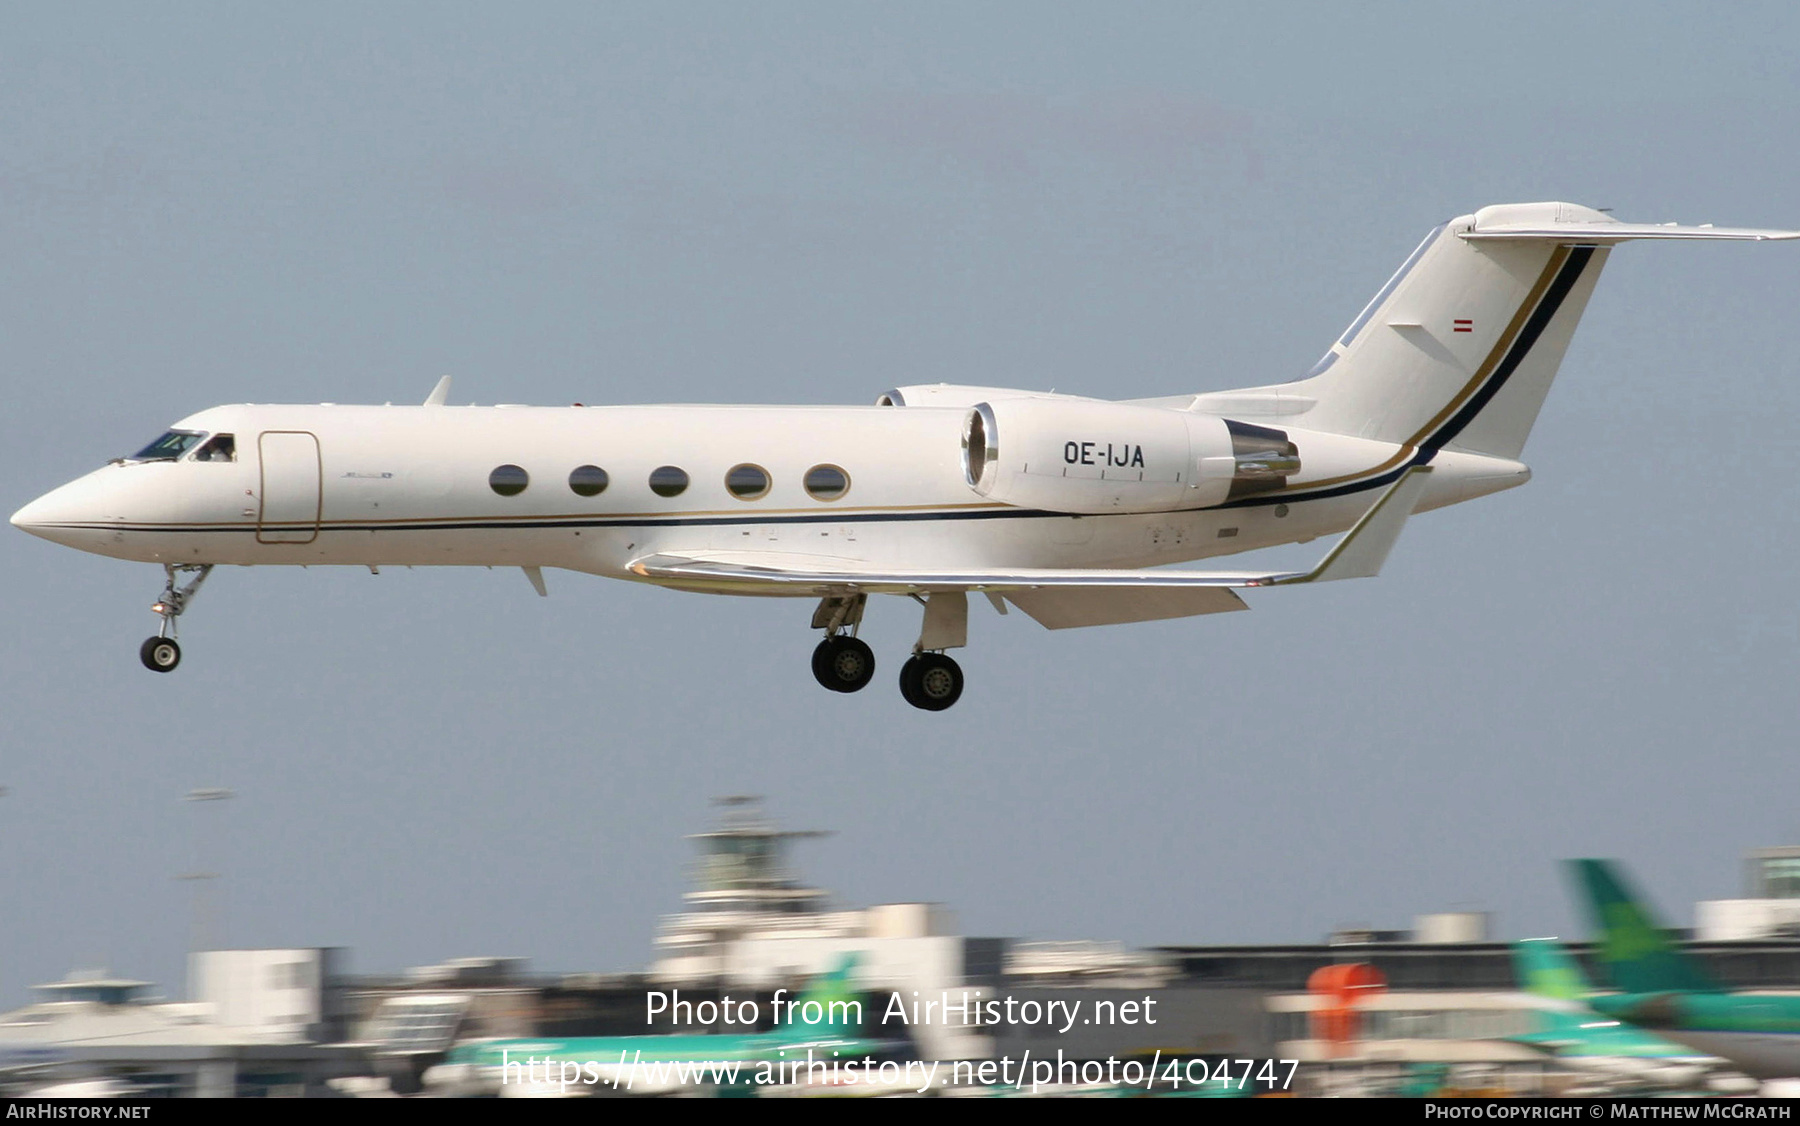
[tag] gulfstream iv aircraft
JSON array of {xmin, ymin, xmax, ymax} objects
[{"xmin": 12, "ymin": 202, "xmax": 1796, "ymax": 709}]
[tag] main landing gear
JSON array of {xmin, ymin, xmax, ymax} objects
[
  {"xmin": 812, "ymin": 635, "xmax": 876, "ymax": 693},
  {"xmin": 808, "ymin": 591, "xmax": 970, "ymax": 711},
  {"xmin": 810, "ymin": 593, "xmax": 876, "ymax": 693},
  {"xmin": 898, "ymin": 652, "xmax": 963, "ymax": 711},
  {"xmin": 140, "ymin": 564, "xmax": 212, "ymax": 673}
]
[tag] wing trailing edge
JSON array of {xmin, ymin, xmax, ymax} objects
[{"xmin": 626, "ymin": 467, "xmax": 1433, "ymax": 624}]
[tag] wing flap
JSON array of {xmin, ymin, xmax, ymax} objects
[
  {"xmin": 627, "ymin": 466, "xmax": 1432, "ymax": 602},
  {"xmin": 628, "ymin": 553, "xmax": 1286, "ymax": 594},
  {"xmin": 1005, "ymin": 586, "xmax": 1247, "ymax": 629}
]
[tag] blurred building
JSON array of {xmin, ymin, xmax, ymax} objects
[
  {"xmin": 23, "ymin": 815, "xmax": 1800, "ymax": 1097},
  {"xmin": 645, "ymin": 797, "xmax": 999, "ymax": 1058},
  {"xmin": 0, "ymin": 956, "xmax": 360, "ymax": 1098},
  {"xmin": 1696, "ymin": 847, "xmax": 1800, "ymax": 940}
]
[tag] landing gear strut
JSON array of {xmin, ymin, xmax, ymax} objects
[
  {"xmin": 810, "ymin": 593, "xmax": 874, "ymax": 693},
  {"xmin": 897, "ymin": 591, "xmax": 968, "ymax": 711},
  {"xmin": 140, "ymin": 564, "xmax": 212, "ymax": 673}
]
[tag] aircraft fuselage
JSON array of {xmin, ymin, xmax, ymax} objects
[{"xmin": 13, "ymin": 401, "xmax": 1523, "ymax": 582}]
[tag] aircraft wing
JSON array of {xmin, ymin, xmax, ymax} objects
[{"xmin": 628, "ymin": 467, "xmax": 1431, "ymax": 628}]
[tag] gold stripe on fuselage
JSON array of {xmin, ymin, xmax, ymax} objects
[
  {"xmin": 1265, "ymin": 245, "xmax": 1571, "ymax": 495},
  {"xmin": 84, "ymin": 499, "xmax": 1022, "ymax": 532}
]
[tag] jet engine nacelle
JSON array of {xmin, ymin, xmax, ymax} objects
[{"xmin": 961, "ymin": 399, "xmax": 1301, "ymax": 514}]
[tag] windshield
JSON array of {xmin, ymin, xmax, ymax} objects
[{"xmin": 129, "ymin": 430, "xmax": 206, "ymax": 462}]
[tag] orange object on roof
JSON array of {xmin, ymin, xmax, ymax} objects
[{"xmin": 1307, "ymin": 962, "xmax": 1386, "ymax": 1052}]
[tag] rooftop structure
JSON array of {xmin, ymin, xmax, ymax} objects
[
  {"xmin": 1695, "ymin": 847, "xmax": 1800, "ymax": 941},
  {"xmin": 0, "ymin": 953, "xmax": 358, "ymax": 1098},
  {"xmin": 653, "ymin": 796, "xmax": 900, "ymax": 980}
]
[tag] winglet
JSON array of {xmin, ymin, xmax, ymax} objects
[
  {"xmin": 424, "ymin": 375, "xmax": 452, "ymax": 406},
  {"xmin": 1280, "ymin": 465, "xmax": 1432, "ymax": 584}
]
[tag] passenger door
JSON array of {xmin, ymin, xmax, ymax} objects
[{"xmin": 257, "ymin": 431, "xmax": 321, "ymax": 544}]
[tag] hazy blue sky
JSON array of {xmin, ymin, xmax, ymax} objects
[{"xmin": 4, "ymin": 3, "xmax": 1798, "ymax": 1005}]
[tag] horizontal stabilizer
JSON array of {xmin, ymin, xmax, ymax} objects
[{"xmin": 1468, "ymin": 218, "xmax": 1792, "ymax": 244}]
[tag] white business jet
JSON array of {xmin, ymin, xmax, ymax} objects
[{"xmin": 12, "ymin": 202, "xmax": 1795, "ymax": 709}]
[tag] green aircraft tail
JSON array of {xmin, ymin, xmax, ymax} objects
[
  {"xmin": 1511, "ymin": 936, "xmax": 1709, "ymax": 1060},
  {"xmin": 778, "ymin": 952, "xmax": 866, "ymax": 1035},
  {"xmin": 1513, "ymin": 937, "xmax": 1591, "ymax": 1003},
  {"xmin": 1513, "ymin": 937, "xmax": 1610, "ymax": 1039},
  {"xmin": 1566, "ymin": 859, "xmax": 1718, "ymax": 995}
]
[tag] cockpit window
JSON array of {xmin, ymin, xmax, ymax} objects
[
  {"xmin": 130, "ymin": 430, "xmax": 206, "ymax": 461},
  {"xmin": 192, "ymin": 434, "xmax": 236, "ymax": 462}
]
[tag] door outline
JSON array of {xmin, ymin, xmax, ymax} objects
[{"xmin": 257, "ymin": 430, "xmax": 322, "ymax": 544}]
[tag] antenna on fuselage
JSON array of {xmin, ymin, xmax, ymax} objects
[{"xmin": 423, "ymin": 375, "xmax": 452, "ymax": 406}]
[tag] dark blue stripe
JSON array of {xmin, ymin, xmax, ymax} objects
[
  {"xmin": 54, "ymin": 506, "xmax": 1088, "ymax": 536},
  {"xmin": 1423, "ymin": 246, "xmax": 1594, "ymax": 452},
  {"xmin": 1216, "ymin": 244, "xmax": 1593, "ymax": 510}
]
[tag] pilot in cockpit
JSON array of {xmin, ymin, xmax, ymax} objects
[{"xmin": 193, "ymin": 434, "xmax": 235, "ymax": 462}]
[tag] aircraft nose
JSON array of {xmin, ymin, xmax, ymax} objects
[
  {"xmin": 11, "ymin": 471, "xmax": 126, "ymax": 549},
  {"xmin": 11, "ymin": 493, "xmax": 58, "ymax": 535}
]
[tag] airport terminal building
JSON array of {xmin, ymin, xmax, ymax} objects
[{"xmin": 8, "ymin": 811, "xmax": 1800, "ymax": 1097}]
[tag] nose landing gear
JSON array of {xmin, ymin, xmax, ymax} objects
[
  {"xmin": 139, "ymin": 636, "xmax": 181, "ymax": 672},
  {"xmin": 140, "ymin": 564, "xmax": 212, "ymax": 673}
]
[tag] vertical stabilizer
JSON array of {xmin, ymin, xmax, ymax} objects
[
  {"xmin": 781, "ymin": 952, "xmax": 866, "ymax": 1035},
  {"xmin": 1286, "ymin": 204, "xmax": 1612, "ymax": 459},
  {"xmin": 1244, "ymin": 203, "xmax": 1793, "ymax": 460},
  {"xmin": 1566, "ymin": 859, "xmax": 1719, "ymax": 994},
  {"xmin": 1514, "ymin": 937, "xmax": 1592, "ymax": 1003},
  {"xmin": 1513, "ymin": 938, "xmax": 1596, "ymax": 1037}
]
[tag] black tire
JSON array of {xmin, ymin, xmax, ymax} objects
[
  {"xmin": 140, "ymin": 636, "xmax": 181, "ymax": 673},
  {"xmin": 811, "ymin": 636, "xmax": 875, "ymax": 693},
  {"xmin": 899, "ymin": 653, "xmax": 962, "ymax": 711},
  {"xmin": 898, "ymin": 662, "xmax": 923, "ymax": 708}
]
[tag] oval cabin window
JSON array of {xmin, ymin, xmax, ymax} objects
[
  {"xmin": 489, "ymin": 464, "xmax": 529, "ymax": 497},
  {"xmin": 649, "ymin": 466, "xmax": 690, "ymax": 498},
  {"xmin": 804, "ymin": 464, "xmax": 850, "ymax": 501},
  {"xmin": 725, "ymin": 464, "xmax": 771, "ymax": 500},
  {"xmin": 569, "ymin": 465, "xmax": 609, "ymax": 497}
]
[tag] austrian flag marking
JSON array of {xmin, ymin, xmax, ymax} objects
[{"xmin": 1452, "ymin": 318, "xmax": 1473, "ymax": 333}]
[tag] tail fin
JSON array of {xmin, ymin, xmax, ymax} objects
[
  {"xmin": 1257, "ymin": 202, "xmax": 1795, "ymax": 460},
  {"xmin": 1513, "ymin": 938, "xmax": 1598, "ymax": 1036},
  {"xmin": 782, "ymin": 952, "xmax": 866, "ymax": 1034},
  {"xmin": 1566, "ymin": 858, "xmax": 1719, "ymax": 994},
  {"xmin": 1513, "ymin": 937, "xmax": 1592, "ymax": 1003}
]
